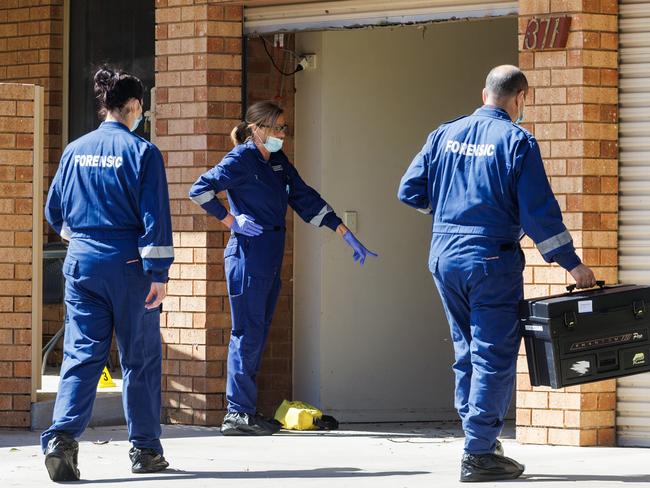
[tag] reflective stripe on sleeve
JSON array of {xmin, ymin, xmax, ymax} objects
[
  {"xmin": 139, "ymin": 245, "xmax": 175, "ymax": 259},
  {"xmin": 190, "ymin": 190, "xmax": 216, "ymax": 206},
  {"xmin": 309, "ymin": 204, "xmax": 333, "ymax": 226},
  {"xmin": 536, "ymin": 230, "xmax": 572, "ymax": 255},
  {"xmin": 417, "ymin": 206, "xmax": 432, "ymax": 215},
  {"xmin": 60, "ymin": 222, "xmax": 72, "ymax": 240}
]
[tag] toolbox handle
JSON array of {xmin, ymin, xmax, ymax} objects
[{"xmin": 566, "ymin": 280, "xmax": 605, "ymax": 294}]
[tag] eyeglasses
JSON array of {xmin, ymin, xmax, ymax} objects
[{"xmin": 260, "ymin": 123, "xmax": 289, "ymax": 133}]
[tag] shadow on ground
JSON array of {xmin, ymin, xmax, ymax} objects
[
  {"xmin": 525, "ymin": 474, "xmax": 650, "ymax": 483},
  {"xmin": 76, "ymin": 467, "xmax": 431, "ymax": 484},
  {"xmin": 0, "ymin": 421, "xmax": 475, "ymax": 449}
]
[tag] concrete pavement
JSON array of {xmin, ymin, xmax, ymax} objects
[{"xmin": 1, "ymin": 422, "xmax": 649, "ymax": 487}]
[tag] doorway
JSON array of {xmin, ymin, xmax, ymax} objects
[
  {"xmin": 292, "ymin": 17, "xmax": 519, "ymax": 421},
  {"xmin": 68, "ymin": 0, "xmax": 154, "ymax": 141}
]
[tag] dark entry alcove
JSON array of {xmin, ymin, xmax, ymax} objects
[{"xmin": 68, "ymin": 0, "xmax": 154, "ymax": 141}]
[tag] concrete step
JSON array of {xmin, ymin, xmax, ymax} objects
[{"xmin": 32, "ymin": 374, "xmax": 126, "ymax": 430}]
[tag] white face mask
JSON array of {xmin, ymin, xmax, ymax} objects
[
  {"xmin": 263, "ymin": 135, "xmax": 284, "ymax": 153},
  {"xmin": 130, "ymin": 100, "xmax": 143, "ymax": 132},
  {"xmin": 130, "ymin": 114, "xmax": 143, "ymax": 132}
]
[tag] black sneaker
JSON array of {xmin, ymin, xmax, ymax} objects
[
  {"xmin": 460, "ymin": 452, "xmax": 525, "ymax": 482},
  {"xmin": 129, "ymin": 447, "xmax": 169, "ymax": 474},
  {"xmin": 220, "ymin": 412, "xmax": 282, "ymax": 436},
  {"xmin": 44, "ymin": 433, "xmax": 80, "ymax": 482}
]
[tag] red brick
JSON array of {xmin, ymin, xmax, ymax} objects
[
  {"xmin": 0, "ymin": 394, "xmax": 11, "ymax": 410},
  {"xmin": 0, "ymin": 377, "xmax": 30, "ymax": 393},
  {"xmin": 12, "ymin": 394, "xmax": 30, "ymax": 411},
  {"xmin": 0, "ymin": 411, "xmax": 29, "ymax": 427},
  {"xmin": 597, "ymin": 428, "xmax": 615, "ymax": 446},
  {"xmin": 13, "ymin": 361, "xmax": 31, "ymax": 377}
]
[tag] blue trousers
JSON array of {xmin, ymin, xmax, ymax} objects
[
  {"xmin": 225, "ymin": 232, "xmax": 284, "ymax": 414},
  {"xmin": 41, "ymin": 237, "xmax": 163, "ymax": 454},
  {"xmin": 430, "ymin": 235, "xmax": 524, "ymax": 454}
]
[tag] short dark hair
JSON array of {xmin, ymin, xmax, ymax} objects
[
  {"xmin": 93, "ymin": 66, "xmax": 144, "ymax": 118},
  {"xmin": 485, "ymin": 65, "xmax": 528, "ymax": 100}
]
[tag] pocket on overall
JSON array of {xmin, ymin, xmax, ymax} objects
[
  {"xmin": 247, "ymin": 275, "xmax": 275, "ymax": 291},
  {"xmin": 62, "ymin": 257, "xmax": 79, "ymax": 279},
  {"xmin": 224, "ymin": 242, "xmax": 244, "ymax": 297},
  {"xmin": 123, "ymin": 258, "xmax": 145, "ymax": 278},
  {"xmin": 244, "ymin": 274, "xmax": 277, "ymax": 328},
  {"xmin": 481, "ymin": 247, "xmax": 524, "ymax": 277}
]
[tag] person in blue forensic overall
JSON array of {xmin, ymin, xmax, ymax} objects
[
  {"xmin": 398, "ymin": 65, "xmax": 596, "ymax": 482},
  {"xmin": 40, "ymin": 67, "xmax": 174, "ymax": 481},
  {"xmin": 190, "ymin": 101, "xmax": 378, "ymax": 436}
]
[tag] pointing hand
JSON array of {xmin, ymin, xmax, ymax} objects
[{"xmin": 342, "ymin": 231, "xmax": 378, "ymax": 266}]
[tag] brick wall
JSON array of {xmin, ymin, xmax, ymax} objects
[
  {"xmin": 0, "ymin": 0, "xmax": 63, "ymax": 222},
  {"xmin": 0, "ymin": 82, "xmax": 43, "ymax": 428},
  {"xmin": 155, "ymin": 2, "xmax": 296, "ymax": 422},
  {"xmin": 0, "ymin": 1, "xmax": 65, "ymax": 373},
  {"xmin": 155, "ymin": 0, "xmax": 243, "ymax": 425},
  {"xmin": 516, "ymin": 0, "xmax": 618, "ymax": 446}
]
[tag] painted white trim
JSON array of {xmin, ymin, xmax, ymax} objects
[
  {"xmin": 244, "ymin": 0, "xmax": 517, "ymax": 34},
  {"xmin": 62, "ymin": 0, "xmax": 70, "ymax": 146},
  {"xmin": 32, "ymin": 86, "xmax": 45, "ymax": 400}
]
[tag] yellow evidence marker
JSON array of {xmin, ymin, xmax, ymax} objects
[{"xmin": 98, "ymin": 367, "xmax": 116, "ymax": 388}]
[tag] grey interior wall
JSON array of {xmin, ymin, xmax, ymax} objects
[
  {"xmin": 294, "ymin": 17, "xmax": 518, "ymax": 421},
  {"xmin": 293, "ymin": 31, "xmax": 324, "ymax": 407}
]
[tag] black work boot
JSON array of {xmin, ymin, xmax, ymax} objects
[
  {"xmin": 460, "ymin": 452, "xmax": 525, "ymax": 482},
  {"xmin": 44, "ymin": 433, "xmax": 80, "ymax": 482},
  {"xmin": 220, "ymin": 412, "xmax": 282, "ymax": 436},
  {"xmin": 129, "ymin": 447, "xmax": 169, "ymax": 474}
]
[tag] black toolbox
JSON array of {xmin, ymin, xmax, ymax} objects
[{"xmin": 519, "ymin": 281, "xmax": 650, "ymax": 388}]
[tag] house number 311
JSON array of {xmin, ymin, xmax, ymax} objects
[{"xmin": 523, "ymin": 16, "xmax": 572, "ymax": 50}]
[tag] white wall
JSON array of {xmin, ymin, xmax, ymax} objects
[{"xmin": 294, "ymin": 17, "xmax": 518, "ymax": 421}]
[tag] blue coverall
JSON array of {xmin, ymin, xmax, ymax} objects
[
  {"xmin": 189, "ymin": 141, "xmax": 342, "ymax": 414},
  {"xmin": 41, "ymin": 121, "xmax": 174, "ymax": 454},
  {"xmin": 398, "ymin": 106, "xmax": 580, "ymax": 454}
]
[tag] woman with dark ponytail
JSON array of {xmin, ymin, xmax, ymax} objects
[
  {"xmin": 190, "ymin": 101, "xmax": 377, "ymax": 436},
  {"xmin": 41, "ymin": 66, "xmax": 173, "ymax": 480}
]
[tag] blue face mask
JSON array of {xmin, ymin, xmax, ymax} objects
[
  {"xmin": 130, "ymin": 114, "xmax": 143, "ymax": 132},
  {"xmin": 264, "ymin": 135, "xmax": 284, "ymax": 153}
]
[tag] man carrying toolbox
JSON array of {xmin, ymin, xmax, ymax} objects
[{"xmin": 398, "ymin": 65, "xmax": 596, "ymax": 482}]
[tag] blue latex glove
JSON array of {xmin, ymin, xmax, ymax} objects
[
  {"xmin": 231, "ymin": 214, "xmax": 263, "ymax": 236},
  {"xmin": 342, "ymin": 231, "xmax": 378, "ymax": 265}
]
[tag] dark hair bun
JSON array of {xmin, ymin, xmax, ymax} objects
[
  {"xmin": 230, "ymin": 121, "xmax": 250, "ymax": 146},
  {"xmin": 93, "ymin": 67, "xmax": 116, "ymax": 90},
  {"xmin": 93, "ymin": 65, "xmax": 144, "ymax": 116}
]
